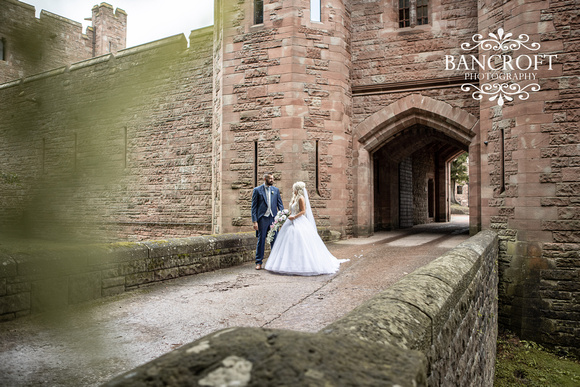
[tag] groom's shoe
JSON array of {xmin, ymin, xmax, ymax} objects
[{"xmin": 255, "ymin": 263, "xmax": 262, "ymax": 270}]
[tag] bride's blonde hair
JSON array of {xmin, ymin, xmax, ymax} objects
[{"xmin": 290, "ymin": 181, "xmax": 306, "ymax": 207}]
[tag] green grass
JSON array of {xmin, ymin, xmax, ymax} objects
[
  {"xmin": 450, "ymin": 203, "xmax": 469, "ymax": 214},
  {"xmin": 495, "ymin": 331, "xmax": 580, "ymax": 386}
]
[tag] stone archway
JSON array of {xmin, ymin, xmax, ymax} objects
[{"xmin": 352, "ymin": 94, "xmax": 480, "ymax": 236}]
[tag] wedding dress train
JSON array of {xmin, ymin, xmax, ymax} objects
[{"xmin": 264, "ymin": 188, "xmax": 348, "ymax": 276}]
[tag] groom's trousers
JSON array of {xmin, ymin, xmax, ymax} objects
[{"xmin": 255, "ymin": 214, "xmax": 276, "ymax": 265}]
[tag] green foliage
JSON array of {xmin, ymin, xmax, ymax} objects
[
  {"xmin": 451, "ymin": 152, "xmax": 469, "ymax": 185},
  {"xmin": 495, "ymin": 331, "xmax": 580, "ymax": 386}
]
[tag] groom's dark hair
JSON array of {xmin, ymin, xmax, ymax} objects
[{"xmin": 263, "ymin": 172, "xmax": 273, "ymax": 178}]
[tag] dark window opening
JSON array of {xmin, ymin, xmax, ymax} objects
[
  {"xmin": 500, "ymin": 128, "xmax": 506, "ymax": 193},
  {"xmin": 254, "ymin": 141, "xmax": 258, "ymax": 187},
  {"xmin": 428, "ymin": 178, "xmax": 434, "ymax": 218},
  {"xmin": 417, "ymin": 0, "xmax": 428, "ymax": 25},
  {"xmin": 42, "ymin": 138, "xmax": 46, "ymax": 175},
  {"xmin": 123, "ymin": 127, "xmax": 128, "ymax": 168},
  {"xmin": 254, "ymin": 0, "xmax": 264, "ymax": 25},
  {"xmin": 399, "ymin": 0, "xmax": 410, "ymax": 28},
  {"xmin": 73, "ymin": 133, "xmax": 78, "ymax": 172},
  {"xmin": 0, "ymin": 38, "xmax": 5, "ymax": 61},
  {"xmin": 457, "ymin": 185, "xmax": 463, "ymax": 195},
  {"xmin": 316, "ymin": 140, "xmax": 320, "ymax": 195}
]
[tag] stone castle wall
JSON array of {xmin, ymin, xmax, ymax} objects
[
  {"xmin": 0, "ymin": 28, "xmax": 214, "ymax": 241},
  {"xmin": 477, "ymin": 0, "xmax": 580, "ymax": 354},
  {"xmin": 0, "ymin": 0, "xmax": 126, "ymax": 84},
  {"xmin": 214, "ymin": 0, "xmax": 354, "ymax": 235},
  {"xmin": 350, "ymin": 0, "xmax": 481, "ymax": 125}
]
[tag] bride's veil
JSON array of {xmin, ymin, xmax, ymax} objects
[{"xmin": 303, "ymin": 188, "xmax": 317, "ymax": 231}]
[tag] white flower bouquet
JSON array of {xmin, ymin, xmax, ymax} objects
[{"xmin": 266, "ymin": 209, "xmax": 290, "ymax": 245}]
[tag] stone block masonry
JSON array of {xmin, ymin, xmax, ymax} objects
[
  {"xmin": 0, "ymin": 233, "xmax": 256, "ymax": 320},
  {"xmin": 214, "ymin": 0, "xmax": 354, "ymax": 236},
  {"xmin": 476, "ymin": 0, "xmax": 580, "ymax": 356},
  {"xmin": 0, "ymin": 27, "xmax": 214, "ymax": 242},
  {"xmin": 0, "ymin": 228, "xmax": 339, "ymax": 321},
  {"xmin": 0, "ymin": 0, "xmax": 127, "ymax": 84},
  {"xmin": 104, "ymin": 230, "xmax": 498, "ymax": 386}
]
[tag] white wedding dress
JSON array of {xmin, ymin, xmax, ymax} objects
[{"xmin": 264, "ymin": 188, "xmax": 348, "ymax": 276}]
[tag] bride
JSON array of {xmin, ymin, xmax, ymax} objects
[{"xmin": 264, "ymin": 181, "xmax": 348, "ymax": 275}]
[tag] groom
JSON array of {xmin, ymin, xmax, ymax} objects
[{"xmin": 251, "ymin": 173, "xmax": 284, "ymax": 270}]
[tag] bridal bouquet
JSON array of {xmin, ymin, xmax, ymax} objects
[{"xmin": 266, "ymin": 209, "xmax": 290, "ymax": 245}]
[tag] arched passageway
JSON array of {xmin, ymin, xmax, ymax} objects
[{"xmin": 353, "ymin": 94, "xmax": 480, "ymax": 236}]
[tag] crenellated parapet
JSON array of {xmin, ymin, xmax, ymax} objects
[
  {"xmin": 91, "ymin": 2, "xmax": 127, "ymax": 56},
  {"xmin": 0, "ymin": 0, "xmax": 126, "ymax": 84}
]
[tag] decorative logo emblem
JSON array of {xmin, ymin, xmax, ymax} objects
[
  {"xmin": 461, "ymin": 28, "xmax": 541, "ymax": 52},
  {"xmin": 446, "ymin": 28, "xmax": 557, "ymax": 106}
]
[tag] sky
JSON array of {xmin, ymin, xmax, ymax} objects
[{"xmin": 23, "ymin": 0, "xmax": 214, "ymax": 48}]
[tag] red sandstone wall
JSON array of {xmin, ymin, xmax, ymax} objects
[
  {"xmin": 349, "ymin": 0, "xmax": 481, "ymax": 235},
  {"xmin": 350, "ymin": 0, "xmax": 480, "ymax": 125},
  {"xmin": 478, "ymin": 0, "xmax": 579, "ymax": 353},
  {"xmin": 215, "ymin": 0, "xmax": 353, "ymax": 235},
  {"xmin": 0, "ymin": 29, "xmax": 214, "ymax": 241},
  {"xmin": 91, "ymin": 3, "xmax": 127, "ymax": 56}
]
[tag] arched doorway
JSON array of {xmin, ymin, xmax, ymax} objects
[{"xmin": 353, "ymin": 94, "xmax": 480, "ymax": 236}]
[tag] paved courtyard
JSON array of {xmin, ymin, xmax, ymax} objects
[{"xmin": 0, "ymin": 216, "xmax": 469, "ymax": 386}]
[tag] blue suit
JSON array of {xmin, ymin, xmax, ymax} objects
[{"xmin": 251, "ymin": 184, "xmax": 284, "ymax": 265}]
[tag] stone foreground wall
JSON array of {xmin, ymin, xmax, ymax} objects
[
  {"xmin": 104, "ymin": 230, "xmax": 498, "ymax": 387},
  {"xmin": 0, "ymin": 233, "xmax": 256, "ymax": 320},
  {"xmin": 0, "ymin": 229, "xmax": 340, "ymax": 320}
]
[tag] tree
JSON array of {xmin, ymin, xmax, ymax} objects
[{"xmin": 450, "ymin": 153, "xmax": 468, "ymax": 204}]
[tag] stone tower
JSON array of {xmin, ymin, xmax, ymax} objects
[
  {"xmin": 212, "ymin": 0, "xmax": 352, "ymax": 235},
  {"xmin": 90, "ymin": 2, "xmax": 127, "ymax": 56},
  {"xmin": 476, "ymin": 0, "xmax": 579, "ymax": 351}
]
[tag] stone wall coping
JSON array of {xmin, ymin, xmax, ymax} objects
[
  {"xmin": 68, "ymin": 54, "xmax": 113, "ymax": 72},
  {"xmin": 3, "ymin": 0, "xmax": 35, "ymax": 11},
  {"xmin": 323, "ymin": 230, "xmax": 497, "ymax": 351},
  {"xmin": 0, "ymin": 232, "xmax": 257, "ymax": 281},
  {"xmin": 115, "ymin": 34, "xmax": 188, "ymax": 59},
  {"xmin": 104, "ymin": 327, "xmax": 428, "ymax": 387},
  {"xmin": 0, "ymin": 79, "xmax": 22, "ymax": 90},
  {"xmin": 0, "ymin": 32, "xmax": 195, "ymax": 88},
  {"xmin": 22, "ymin": 66, "xmax": 68, "ymax": 84},
  {"xmin": 141, "ymin": 233, "xmax": 256, "ymax": 258},
  {"xmin": 40, "ymin": 9, "xmax": 82, "ymax": 28},
  {"xmin": 189, "ymin": 26, "xmax": 213, "ymax": 41}
]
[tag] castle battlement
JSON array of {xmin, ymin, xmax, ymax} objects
[
  {"xmin": 92, "ymin": 2, "xmax": 127, "ymax": 17},
  {"xmin": 0, "ymin": 29, "xmax": 214, "ymax": 89},
  {"xmin": 0, "ymin": 0, "xmax": 127, "ymax": 83}
]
